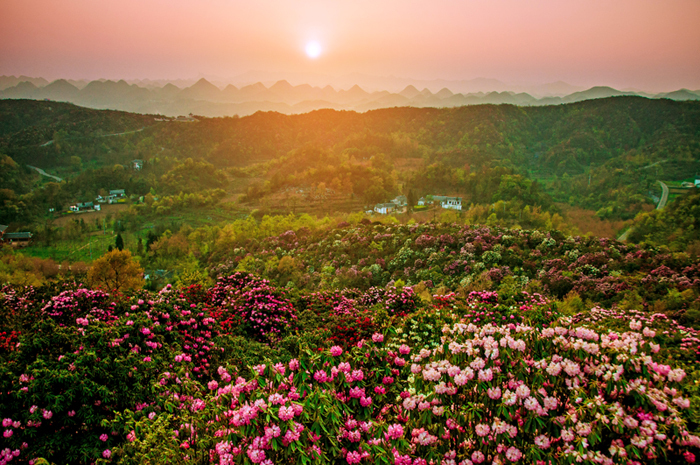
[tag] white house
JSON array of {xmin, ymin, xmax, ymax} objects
[
  {"xmin": 374, "ymin": 203, "xmax": 397, "ymax": 215},
  {"xmin": 440, "ymin": 197, "xmax": 462, "ymax": 210}
]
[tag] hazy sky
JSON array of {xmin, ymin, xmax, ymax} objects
[{"xmin": 1, "ymin": 0, "xmax": 699, "ymax": 91}]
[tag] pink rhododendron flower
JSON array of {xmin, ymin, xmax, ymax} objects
[
  {"xmin": 471, "ymin": 451, "xmax": 485, "ymax": 464},
  {"xmin": 505, "ymin": 446, "xmax": 522, "ymax": 462},
  {"xmin": 487, "ymin": 387, "xmax": 502, "ymax": 399},
  {"xmin": 534, "ymin": 434, "xmax": 550, "ymax": 449},
  {"xmin": 330, "ymin": 346, "xmax": 343, "ymax": 356},
  {"xmin": 385, "ymin": 424, "xmax": 404, "ymax": 440},
  {"xmin": 478, "ymin": 368, "xmax": 493, "ymax": 382},
  {"xmin": 346, "ymin": 451, "xmax": 361, "ymax": 464},
  {"xmin": 278, "ymin": 406, "xmax": 294, "ymax": 421},
  {"xmin": 475, "ymin": 424, "xmax": 490, "ymax": 437}
]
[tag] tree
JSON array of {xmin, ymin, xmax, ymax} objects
[
  {"xmin": 115, "ymin": 233, "xmax": 124, "ymax": 251},
  {"xmin": 87, "ymin": 249, "xmax": 144, "ymax": 292},
  {"xmin": 407, "ymin": 189, "xmax": 417, "ymax": 209}
]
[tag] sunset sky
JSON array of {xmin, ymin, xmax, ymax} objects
[{"xmin": 1, "ymin": 0, "xmax": 699, "ymax": 91}]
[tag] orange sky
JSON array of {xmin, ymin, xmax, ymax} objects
[{"xmin": 1, "ymin": 0, "xmax": 699, "ymax": 91}]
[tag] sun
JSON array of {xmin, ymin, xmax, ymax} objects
[{"xmin": 305, "ymin": 41, "xmax": 322, "ymax": 59}]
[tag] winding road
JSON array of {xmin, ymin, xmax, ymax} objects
[
  {"xmin": 27, "ymin": 165, "xmax": 63, "ymax": 182},
  {"xmin": 656, "ymin": 181, "xmax": 669, "ymax": 210},
  {"xmin": 39, "ymin": 127, "xmax": 147, "ymax": 147},
  {"xmin": 617, "ymin": 180, "xmax": 669, "ymax": 242}
]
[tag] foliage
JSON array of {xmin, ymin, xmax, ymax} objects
[
  {"xmin": 87, "ymin": 249, "xmax": 144, "ymax": 292},
  {"xmin": 1, "ymin": 273, "xmax": 700, "ymax": 464},
  {"xmin": 627, "ymin": 187, "xmax": 700, "ymax": 251}
]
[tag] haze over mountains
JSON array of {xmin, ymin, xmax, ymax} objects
[{"xmin": 1, "ymin": 75, "xmax": 699, "ymax": 118}]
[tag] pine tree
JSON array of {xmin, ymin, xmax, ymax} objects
[{"xmin": 115, "ymin": 233, "xmax": 124, "ymax": 251}]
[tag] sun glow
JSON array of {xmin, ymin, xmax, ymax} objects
[{"xmin": 305, "ymin": 41, "xmax": 322, "ymax": 59}]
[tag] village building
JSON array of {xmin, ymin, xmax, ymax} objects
[
  {"xmin": 440, "ymin": 196, "xmax": 462, "ymax": 210},
  {"xmin": 392, "ymin": 195, "xmax": 407, "ymax": 207},
  {"xmin": 107, "ymin": 189, "xmax": 126, "ymax": 204},
  {"xmin": 3, "ymin": 231, "xmax": 33, "ymax": 247},
  {"xmin": 418, "ymin": 195, "xmax": 462, "ymax": 210},
  {"xmin": 70, "ymin": 202, "xmax": 99, "ymax": 212},
  {"xmin": 374, "ymin": 203, "xmax": 397, "ymax": 215}
]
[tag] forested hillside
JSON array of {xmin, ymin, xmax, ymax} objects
[{"xmin": 2, "ymin": 97, "xmax": 698, "ymax": 228}]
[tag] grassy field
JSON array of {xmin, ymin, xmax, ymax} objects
[{"xmin": 22, "ymin": 232, "xmax": 118, "ymax": 263}]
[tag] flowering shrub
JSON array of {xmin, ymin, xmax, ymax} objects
[
  {"xmin": 212, "ymin": 223, "xmax": 700, "ymax": 316},
  {"xmin": 1, "ymin": 268, "xmax": 699, "ymax": 464},
  {"xmin": 42, "ymin": 287, "xmax": 118, "ymax": 325},
  {"xmin": 208, "ymin": 272, "xmax": 298, "ymax": 342},
  {"xmin": 104, "ymin": 319, "xmax": 700, "ymax": 465}
]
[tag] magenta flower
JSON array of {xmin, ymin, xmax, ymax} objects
[
  {"xmin": 102, "ymin": 449, "xmax": 112, "ymax": 459},
  {"xmin": 278, "ymin": 405, "xmax": 294, "ymax": 421},
  {"xmin": 346, "ymin": 451, "xmax": 361, "ymax": 464},
  {"xmin": 385, "ymin": 423, "xmax": 404, "ymax": 440},
  {"xmin": 330, "ymin": 346, "xmax": 343, "ymax": 356}
]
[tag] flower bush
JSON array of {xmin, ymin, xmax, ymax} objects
[
  {"xmin": 208, "ymin": 272, "xmax": 298, "ymax": 342},
  {"xmin": 0, "ymin": 267, "xmax": 699, "ymax": 464}
]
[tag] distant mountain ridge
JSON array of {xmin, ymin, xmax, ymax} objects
[{"xmin": 1, "ymin": 75, "xmax": 699, "ymax": 118}]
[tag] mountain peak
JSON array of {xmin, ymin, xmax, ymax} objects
[
  {"xmin": 436, "ymin": 88, "xmax": 454, "ymax": 99},
  {"xmin": 399, "ymin": 85, "xmax": 420, "ymax": 99},
  {"xmin": 192, "ymin": 78, "xmax": 219, "ymax": 90}
]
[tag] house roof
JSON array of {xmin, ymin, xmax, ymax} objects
[
  {"xmin": 376, "ymin": 203, "xmax": 396, "ymax": 209},
  {"xmin": 0, "ymin": 224, "xmax": 7, "ymax": 233},
  {"xmin": 5, "ymin": 232, "xmax": 32, "ymax": 239}
]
